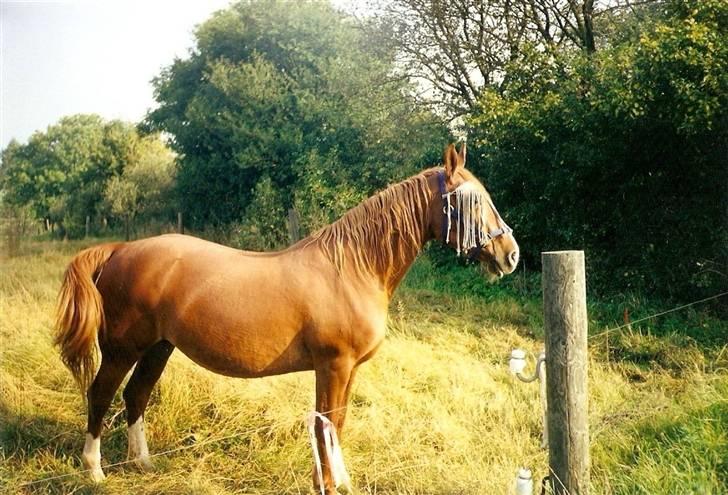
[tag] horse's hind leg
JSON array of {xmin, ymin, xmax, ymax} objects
[
  {"xmin": 84, "ymin": 351, "xmax": 137, "ymax": 481},
  {"xmin": 122, "ymin": 340, "xmax": 175, "ymax": 470}
]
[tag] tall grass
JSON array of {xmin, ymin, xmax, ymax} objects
[{"xmin": 1, "ymin": 240, "xmax": 726, "ymax": 493}]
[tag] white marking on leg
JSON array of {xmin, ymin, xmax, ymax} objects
[
  {"xmin": 82, "ymin": 433, "xmax": 105, "ymax": 482},
  {"xmin": 127, "ymin": 417, "xmax": 153, "ymax": 470}
]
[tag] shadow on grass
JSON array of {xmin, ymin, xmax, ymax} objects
[
  {"xmin": 0, "ymin": 402, "xmax": 80, "ymax": 458},
  {"xmin": 0, "ymin": 401, "xmax": 129, "ymax": 494}
]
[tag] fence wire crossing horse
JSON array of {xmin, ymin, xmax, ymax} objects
[{"xmin": 55, "ymin": 143, "xmax": 519, "ymax": 494}]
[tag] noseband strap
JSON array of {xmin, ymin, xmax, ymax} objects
[
  {"xmin": 437, "ymin": 171, "xmax": 512, "ymax": 260},
  {"xmin": 438, "ymin": 171, "xmax": 451, "ymax": 242}
]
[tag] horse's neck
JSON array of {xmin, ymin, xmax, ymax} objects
[
  {"xmin": 383, "ymin": 243, "xmax": 424, "ymax": 296},
  {"xmin": 302, "ymin": 172, "xmax": 440, "ymax": 296},
  {"xmin": 384, "ymin": 217, "xmax": 435, "ymax": 295},
  {"xmin": 345, "ymin": 177, "xmax": 437, "ymax": 297}
]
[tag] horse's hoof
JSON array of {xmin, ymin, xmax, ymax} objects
[
  {"xmin": 312, "ymin": 486, "xmax": 340, "ymax": 495},
  {"xmin": 132, "ymin": 455, "xmax": 154, "ymax": 472},
  {"xmin": 89, "ymin": 468, "xmax": 106, "ymax": 483}
]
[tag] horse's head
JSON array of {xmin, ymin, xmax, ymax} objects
[{"xmin": 430, "ymin": 143, "xmax": 519, "ymax": 278}]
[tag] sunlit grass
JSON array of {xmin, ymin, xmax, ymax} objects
[{"xmin": 1, "ymin": 239, "xmax": 726, "ymax": 493}]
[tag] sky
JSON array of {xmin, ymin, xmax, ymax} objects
[{"xmin": 0, "ymin": 0, "xmax": 235, "ymax": 149}]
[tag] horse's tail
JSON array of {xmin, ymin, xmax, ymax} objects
[{"xmin": 54, "ymin": 244, "xmax": 118, "ymax": 393}]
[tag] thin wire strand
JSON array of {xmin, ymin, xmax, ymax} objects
[
  {"xmin": 17, "ymin": 423, "xmax": 276, "ymax": 488},
  {"xmin": 16, "ymin": 405, "xmax": 350, "ymax": 488},
  {"xmin": 588, "ymin": 291, "xmax": 728, "ymax": 341},
  {"xmin": 548, "ymin": 465, "xmax": 571, "ymax": 494}
]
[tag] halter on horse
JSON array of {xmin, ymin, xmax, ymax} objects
[{"xmin": 437, "ymin": 170, "xmax": 513, "ymax": 263}]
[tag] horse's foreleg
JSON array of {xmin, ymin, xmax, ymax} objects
[
  {"xmin": 334, "ymin": 365, "xmax": 358, "ymax": 439},
  {"xmin": 122, "ymin": 340, "xmax": 175, "ymax": 471},
  {"xmin": 313, "ymin": 357, "xmax": 355, "ymax": 495},
  {"xmin": 84, "ymin": 352, "xmax": 137, "ymax": 482}
]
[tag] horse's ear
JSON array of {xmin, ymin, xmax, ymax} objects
[
  {"xmin": 458, "ymin": 142, "xmax": 467, "ymax": 168},
  {"xmin": 443, "ymin": 144, "xmax": 460, "ymax": 179}
]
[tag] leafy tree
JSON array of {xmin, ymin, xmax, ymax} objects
[
  {"xmin": 1, "ymin": 115, "xmax": 113, "ymax": 236},
  {"xmin": 292, "ymin": 149, "xmax": 367, "ymax": 235},
  {"xmin": 105, "ymin": 176, "xmax": 138, "ymax": 240},
  {"xmin": 146, "ymin": 0, "xmax": 448, "ymax": 238},
  {"xmin": 103, "ymin": 134, "xmax": 177, "ymax": 228},
  {"xmin": 0, "ymin": 115, "xmax": 176, "ymax": 238},
  {"xmin": 234, "ymin": 175, "xmax": 288, "ymax": 250}
]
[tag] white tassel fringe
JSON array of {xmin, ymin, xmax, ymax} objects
[
  {"xmin": 307, "ymin": 411, "xmax": 352, "ymax": 495},
  {"xmin": 443, "ymin": 182, "xmax": 495, "ymax": 255}
]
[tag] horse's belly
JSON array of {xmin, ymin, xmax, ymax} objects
[
  {"xmin": 169, "ymin": 326, "xmax": 314, "ymax": 378},
  {"xmin": 163, "ymin": 306, "xmax": 313, "ymax": 378}
]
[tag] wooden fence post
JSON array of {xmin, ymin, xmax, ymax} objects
[
  {"xmin": 287, "ymin": 208, "xmax": 300, "ymax": 244},
  {"xmin": 177, "ymin": 212, "xmax": 184, "ymax": 234},
  {"xmin": 542, "ymin": 250, "xmax": 589, "ymax": 495}
]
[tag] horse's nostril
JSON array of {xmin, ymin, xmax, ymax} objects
[{"xmin": 508, "ymin": 250, "xmax": 519, "ymax": 267}]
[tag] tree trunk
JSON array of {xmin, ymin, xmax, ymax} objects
[{"xmin": 582, "ymin": 0, "xmax": 596, "ymax": 53}]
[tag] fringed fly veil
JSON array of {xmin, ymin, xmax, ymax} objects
[{"xmin": 443, "ymin": 182, "xmax": 509, "ymax": 255}]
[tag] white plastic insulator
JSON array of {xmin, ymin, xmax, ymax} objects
[
  {"xmin": 515, "ymin": 467, "xmax": 533, "ymax": 495},
  {"xmin": 509, "ymin": 349, "xmax": 527, "ymax": 375}
]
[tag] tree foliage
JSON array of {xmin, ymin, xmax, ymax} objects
[
  {"xmin": 146, "ymin": 0, "xmax": 449, "ymax": 234},
  {"xmin": 104, "ymin": 135, "xmax": 176, "ymax": 224},
  {"xmin": 468, "ymin": 0, "xmax": 727, "ymax": 298},
  {"xmin": 0, "ymin": 115, "xmax": 176, "ymax": 237}
]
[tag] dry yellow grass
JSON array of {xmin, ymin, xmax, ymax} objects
[{"xmin": 1, "ymin": 239, "xmax": 726, "ymax": 494}]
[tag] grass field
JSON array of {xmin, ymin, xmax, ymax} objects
[{"xmin": 1, "ymin": 238, "xmax": 727, "ymax": 494}]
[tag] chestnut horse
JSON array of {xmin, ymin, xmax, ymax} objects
[{"xmin": 54, "ymin": 143, "xmax": 519, "ymax": 493}]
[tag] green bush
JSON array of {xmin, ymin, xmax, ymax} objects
[{"xmin": 468, "ymin": 0, "xmax": 727, "ymax": 300}]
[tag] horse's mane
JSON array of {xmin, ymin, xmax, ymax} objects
[{"xmin": 309, "ymin": 168, "xmax": 439, "ymax": 278}]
